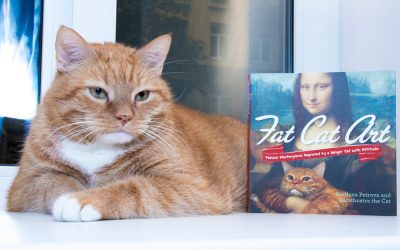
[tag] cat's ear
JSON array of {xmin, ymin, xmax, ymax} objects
[
  {"xmin": 55, "ymin": 26, "xmax": 94, "ymax": 72},
  {"xmin": 313, "ymin": 162, "xmax": 326, "ymax": 177},
  {"xmin": 281, "ymin": 162, "xmax": 293, "ymax": 173},
  {"xmin": 136, "ymin": 34, "xmax": 172, "ymax": 75}
]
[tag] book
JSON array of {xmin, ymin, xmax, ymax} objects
[{"xmin": 248, "ymin": 71, "xmax": 396, "ymax": 216}]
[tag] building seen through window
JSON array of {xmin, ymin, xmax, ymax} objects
[{"xmin": 117, "ymin": 0, "xmax": 293, "ymax": 122}]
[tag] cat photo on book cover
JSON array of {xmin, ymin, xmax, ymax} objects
[
  {"xmin": 249, "ymin": 72, "xmax": 396, "ymax": 216},
  {"xmin": 7, "ymin": 26, "xmax": 247, "ymax": 221}
]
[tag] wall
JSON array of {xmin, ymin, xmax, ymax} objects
[
  {"xmin": 295, "ymin": 0, "xmax": 400, "ymax": 74},
  {"xmin": 294, "ymin": 0, "xmax": 340, "ymax": 72},
  {"xmin": 339, "ymin": 0, "xmax": 400, "ymax": 74}
]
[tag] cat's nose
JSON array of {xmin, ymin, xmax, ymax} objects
[
  {"xmin": 292, "ymin": 180, "xmax": 302, "ymax": 185},
  {"xmin": 114, "ymin": 105, "xmax": 133, "ymax": 125},
  {"xmin": 115, "ymin": 113, "xmax": 133, "ymax": 125}
]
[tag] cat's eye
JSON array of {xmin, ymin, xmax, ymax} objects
[
  {"xmin": 302, "ymin": 177, "xmax": 311, "ymax": 182},
  {"xmin": 287, "ymin": 175, "xmax": 293, "ymax": 181},
  {"xmin": 135, "ymin": 91, "xmax": 150, "ymax": 102},
  {"xmin": 89, "ymin": 87, "xmax": 108, "ymax": 100}
]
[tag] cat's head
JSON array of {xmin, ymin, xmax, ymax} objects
[
  {"xmin": 280, "ymin": 161, "xmax": 328, "ymax": 198},
  {"xmin": 42, "ymin": 26, "xmax": 173, "ymax": 145}
]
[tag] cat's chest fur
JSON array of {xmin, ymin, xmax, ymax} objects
[{"xmin": 57, "ymin": 138, "xmax": 126, "ymax": 175}]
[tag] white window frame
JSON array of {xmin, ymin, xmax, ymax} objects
[{"xmin": 293, "ymin": 0, "xmax": 340, "ymax": 72}]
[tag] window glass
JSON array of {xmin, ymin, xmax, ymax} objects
[
  {"xmin": 0, "ymin": 0, "xmax": 42, "ymax": 164},
  {"xmin": 117, "ymin": 0, "xmax": 293, "ymax": 122}
]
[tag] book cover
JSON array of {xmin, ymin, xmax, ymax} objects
[{"xmin": 248, "ymin": 71, "xmax": 396, "ymax": 215}]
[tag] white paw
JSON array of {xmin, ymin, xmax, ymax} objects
[
  {"xmin": 81, "ymin": 205, "xmax": 101, "ymax": 222},
  {"xmin": 52, "ymin": 194, "xmax": 101, "ymax": 222}
]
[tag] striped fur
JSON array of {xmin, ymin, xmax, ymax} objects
[
  {"xmin": 253, "ymin": 162, "xmax": 355, "ymax": 215},
  {"xmin": 7, "ymin": 26, "xmax": 247, "ymax": 221}
]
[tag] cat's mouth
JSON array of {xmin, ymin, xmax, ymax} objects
[{"xmin": 288, "ymin": 189, "xmax": 304, "ymax": 197}]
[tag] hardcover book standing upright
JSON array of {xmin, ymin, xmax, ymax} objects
[{"xmin": 248, "ymin": 71, "xmax": 397, "ymax": 216}]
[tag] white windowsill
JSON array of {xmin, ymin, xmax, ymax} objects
[{"xmin": 1, "ymin": 212, "xmax": 399, "ymax": 250}]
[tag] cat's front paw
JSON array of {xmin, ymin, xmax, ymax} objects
[{"xmin": 52, "ymin": 194, "xmax": 102, "ymax": 222}]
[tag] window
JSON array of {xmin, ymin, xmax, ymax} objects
[
  {"xmin": 210, "ymin": 23, "xmax": 228, "ymax": 59},
  {"xmin": 0, "ymin": 0, "xmax": 42, "ymax": 165}
]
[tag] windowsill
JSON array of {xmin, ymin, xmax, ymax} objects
[{"xmin": 1, "ymin": 211, "xmax": 399, "ymax": 250}]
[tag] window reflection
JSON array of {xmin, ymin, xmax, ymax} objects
[{"xmin": 117, "ymin": 0, "xmax": 292, "ymax": 122}]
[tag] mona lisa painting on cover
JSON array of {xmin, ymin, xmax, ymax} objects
[{"xmin": 249, "ymin": 71, "xmax": 396, "ymax": 216}]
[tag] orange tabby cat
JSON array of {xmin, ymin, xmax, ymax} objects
[
  {"xmin": 281, "ymin": 161, "xmax": 352, "ymax": 214},
  {"xmin": 252, "ymin": 162, "xmax": 353, "ymax": 214},
  {"xmin": 7, "ymin": 26, "xmax": 247, "ymax": 222}
]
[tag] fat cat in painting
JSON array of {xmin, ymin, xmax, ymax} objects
[
  {"xmin": 252, "ymin": 162, "xmax": 355, "ymax": 214},
  {"xmin": 7, "ymin": 26, "xmax": 247, "ymax": 221}
]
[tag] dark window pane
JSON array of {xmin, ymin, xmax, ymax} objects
[
  {"xmin": 210, "ymin": 35, "xmax": 218, "ymax": 57},
  {"xmin": 210, "ymin": 23, "xmax": 228, "ymax": 34}
]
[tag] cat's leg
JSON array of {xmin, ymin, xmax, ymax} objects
[
  {"xmin": 52, "ymin": 175, "xmax": 233, "ymax": 222},
  {"xmin": 262, "ymin": 188, "xmax": 293, "ymax": 213},
  {"xmin": 7, "ymin": 168, "xmax": 85, "ymax": 214}
]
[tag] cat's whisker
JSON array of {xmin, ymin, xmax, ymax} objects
[
  {"xmin": 148, "ymin": 122, "xmax": 193, "ymax": 162},
  {"xmin": 141, "ymin": 131, "xmax": 173, "ymax": 165},
  {"xmin": 50, "ymin": 123, "xmax": 95, "ymax": 141},
  {"xmin": 149, "ymin": 121, "xmax": 192, "ymax": 155},
  {"xmin": 145, "ymin": 129, "xmax": 184, "ymax": 168},
  {"xmin": 41, "ymin": 121, "xmax": 97, "ymax": 153},
  {"xmin": 167, "ymin": 87, "xmax": 186, "ymax": 105},
  {"xmin": 76, "ymin": 126, "xmax": 105, "ymax": 144},
  {"xmin": 90, "ymin": 127, "xmax": 109, "ymax": 144},
  {"xmin": 141, "ymin": 132, "xmax": 170, "ymax": 162},
  {"xmin": 144, "ymin": 129, "xmax": 176, "ymax": 161},
  {"xmin": 46, "ymin": 120, "xmax": 105, "ymax": 150},
  {"xmin": 163, "ymin": 59, "xmax": 193, "ymax": 66},
  {"xmin": 161, "ymin": 72, "xmax": 189, "ymax": 76},
  {"xmin": 64, "ymin": 126, "xmax": 95, "ymax": 143}
]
